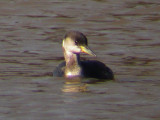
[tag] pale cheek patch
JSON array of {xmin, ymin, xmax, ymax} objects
[
  {"xmin": 66, "ymin": 45, "xmax": 81, "ymax": 53},
  {"xmin": 72, "ymin": 46, "xmax": 81, "ymax": 53},
  {"xmin": 63, "ymin": 37, "xmax": 81, "ymax": 53}
]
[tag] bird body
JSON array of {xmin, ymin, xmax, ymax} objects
[{"xmin": 53, "ymin": 60, "xmax": 114, "ymax": 79}]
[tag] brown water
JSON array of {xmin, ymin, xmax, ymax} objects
[{"xmin": 0, "ymin": 0, "xmax": 160, "ymax": 120}]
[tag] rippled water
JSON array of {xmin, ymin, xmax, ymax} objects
[{"xmin": 0, "ymin": 0, "xmax": 160, "ymax": 120}]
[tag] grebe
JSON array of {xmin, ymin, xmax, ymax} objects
[{"xmin": 53, "ymin": 31, "xmax": 114, "ymax": 79}]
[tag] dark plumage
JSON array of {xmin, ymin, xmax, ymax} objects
[
  {"xmin": 53, "ymin": 31, "xmax": 114, "ymax": 80},
  {"xmin": 53, "ymin": 60, "xmax": 114, "ymax": 79}
]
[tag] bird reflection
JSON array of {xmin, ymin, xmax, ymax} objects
[{"xmin": 62, "ymin": 77, "xmax": 88, "ymax": 92}]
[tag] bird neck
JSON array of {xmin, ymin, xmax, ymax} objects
[{"xmin": 63, "ymin": 49, "xmax": 82, "ymax": 77}]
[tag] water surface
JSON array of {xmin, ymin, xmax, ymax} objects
[{"xmin": 0, "ymin": 0, "xmax": 160, "ymax": 120}]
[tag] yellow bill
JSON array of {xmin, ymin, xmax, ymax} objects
[{"xmin": 80, "ymin": 46, "xmax": 96, "ymax": 56}]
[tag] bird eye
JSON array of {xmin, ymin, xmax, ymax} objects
[{"xmin": 75, "ymin": 40, "xmax": 78, "ymax": 45}]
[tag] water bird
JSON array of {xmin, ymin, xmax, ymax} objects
[{"xmin": 53, "ymin": 31, "xmax": 114, "ymax": 80}]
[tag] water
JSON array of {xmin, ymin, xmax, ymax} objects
[{"xmin": 0, "ymin": 0, "xmax": 160, "ymax": 120}]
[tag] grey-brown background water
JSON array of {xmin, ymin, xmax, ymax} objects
[{"xmin": 0, "ymin": 0, "xmax": 160, "ymax": 120}]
